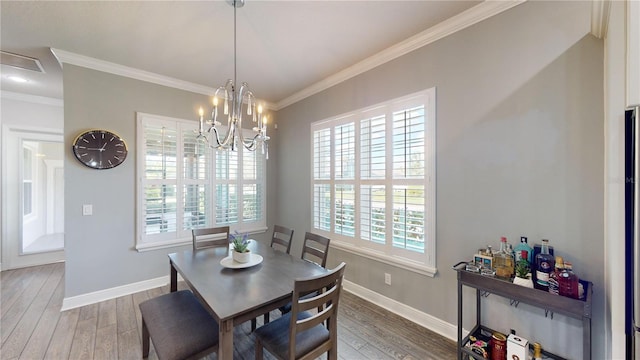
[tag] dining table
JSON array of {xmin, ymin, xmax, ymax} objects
[{"xmin": 168, "ymin": 239, "xmax": 328, "ymax": 360}]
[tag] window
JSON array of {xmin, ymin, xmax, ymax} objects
[
  {"xmin": 311, "ymin": 89, "xmax": 436, "ymax": 275},
  {"xmin": 136, "ymin": 113, "xmax": 266, "ymax": 250}
]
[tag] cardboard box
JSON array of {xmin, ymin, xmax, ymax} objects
[
  {"xmin": 507, "ymin": 333, "xmax": 528, "ymax": 360},
  {"xmin": 473, "ymin": 254, "xmax": 493, "ymax": 269}
]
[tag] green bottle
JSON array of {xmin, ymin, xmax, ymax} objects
[{"xmin": 513, "ymin": 236, "xmax": 533, "ymax": 264}]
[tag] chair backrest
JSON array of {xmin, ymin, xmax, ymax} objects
[
  {"xmin": 288, "ymin": 262, "xmax": 346, "ymax": 360},
  {"xmin": 301, "ymin": 232, "xmax": 330, "ymax": 268},
  {"xmin": 270, "ymin": 224, "xmax": 294, "ymax": 254},
  {"xmin": 192, "ymin": 226, "xmax": 230, "ymax": 250}
]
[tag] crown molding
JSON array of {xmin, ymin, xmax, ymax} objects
[
  {"xmin": 0, "ymin": 90, "xmax": 63, "ymax": 107},
  {"xmin": 274, "ymin": 0, "xmax": 526, "ymax": 110},
  {"xmin": 590, "ymin": 0, "xmax": 611, "ymax": 39},
  {"xmin": 51, "ymin": 48, "xmax": 278, "ymax": 110}
]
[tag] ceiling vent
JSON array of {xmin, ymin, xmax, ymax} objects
[{"xmin": 0, "ymin": 51, "xmax": 44, "ymax": 73}]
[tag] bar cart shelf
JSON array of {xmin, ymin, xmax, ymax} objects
[{"xmin": 453, "ymin": 263, "xmax": 593, "ymax": 360}]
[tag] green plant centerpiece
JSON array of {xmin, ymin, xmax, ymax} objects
[
  {"xmin": 230, "ymin": 231, "xmax": 251, "ymax": 263},
  {"xmin": 513, "ymin": 256, "xmax": 533, "ymax": 288}
]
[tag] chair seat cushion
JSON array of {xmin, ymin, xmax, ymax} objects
[
  {"xmin": 139, "ymin": 290, "xmax": 219, "ymax": 360},
  {"xmin": 254, "ymin": 311, "xmax": 330, "ymax": 359}
]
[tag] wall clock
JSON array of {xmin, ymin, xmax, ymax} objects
[{"xmin": 72, "ymin": 129, "xmax": 128, "ymax": 169}]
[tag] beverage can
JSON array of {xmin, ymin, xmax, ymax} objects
[{"xmin": 490, "ymin": 332, "xmax": 507, "ymax": 360}]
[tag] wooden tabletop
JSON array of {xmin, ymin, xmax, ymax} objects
[{"xmin": 168, "ymin": 240, "xmax": 328, "ymax": 324}]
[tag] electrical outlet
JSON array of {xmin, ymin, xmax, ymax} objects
[{"xmin": 384, "ymin": 273, "xmax": 391, "ymax": 285}]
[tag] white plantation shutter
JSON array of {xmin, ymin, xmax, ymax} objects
[
  {"xmin": 142, "ymin": 121, "xmax": 178, "ymax": 236},
  {"xmin": 314, "ymin": 128, "xmax": 331, "ymax": 180},
  {"xmin": 242, "ymin": 149, "xmax": 263, "ymax": 223},
  {"xmin": 391, "ymin": 105, "xmax": 426, "ymax": 253},
  {"xmin": 360, "ymin": 184, "xmax": 385, "ymax": 244},
  {"xmin": 360, "ymin": 115, "xmax": 385, "ymax": 179},
  {"xmin": 310, "ymin": 89, "xmax": 436, "ymax": 273},
  {"xmin": 393, "ymin": 106, "xmax": 425, "ymax": 179},
  {"xmin": 335, "ymin": 123, "xmax": 355, "ymax": 180},
  {"xmin": 392, "ymin": 185, "xmax": 425, "ymax": 252},
  {"xmin": 334, "ymin": 184, "xmax": 355, "ymax": 236},
  {"xmin": 215, "ymin": 149, "xmax": 239, "ymax": 224},
  {"xmin": 215, "ymin": 183, "xmax": 238, "ymax": 224},
  {"xmin": 214, "ymin": 140, "xmax": 264, "ymax": 226},
  {"xmin": 183, "ymin": 128, "xmax": 209, "ymax": 229},
  {"xmin": 360, "ymin": 115, "xmax": 386, "ymax": 245},
  {"xmin": 313, "ymin": 128, "xmax": 332, "ymax": 232},
  {"xmin": 137, "ymin": 113, "xmax": 266, "ymax": 250},
  {"xmin": 313, "ymin": 184, "xmax": 331, "ymax": 231}
]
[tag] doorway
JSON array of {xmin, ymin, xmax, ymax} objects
[{"xmin": 2, "ymin": 127, "xmax": 64, "ymax": 269}]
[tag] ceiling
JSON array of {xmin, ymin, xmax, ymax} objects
[{"xmin": 1, "ymin": 1, "xmax": 503, "ymax": 109}]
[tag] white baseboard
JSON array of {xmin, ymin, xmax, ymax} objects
[
  {"xmin": 61, "ymin": 276, "xmax": 169, "ymax": 311},
  {"xmin": 61, "ymin": 275, "xmax": 462, "ymax": 343},
  {"xmin": 343, "ymin": 279, "xmax": 459, "ymax": 342}
]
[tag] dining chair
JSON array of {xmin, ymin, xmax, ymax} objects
[
  {"xmin": 192, "ymin": 226, "xmax": 230, "ymax": 250},
  {"xmin": 301, "ymin": 231, "xmax": 330, "ymax": 267},
  {"xmin": 270, "ymin": 224, "xmax": 295, "ymax": 254},
  {"xmin": 251, "ymin": 224, "xmax": 295, "ymax": 331},
  {"xmin": 254, "ymin": 262, "xmax": 346, "ymax": 360},
  {"xmin": 279, "ymin": 232, "xmax": 332, "ymax": 316},
  {"xmin": 139, "ymin": 290, "xmax": 219, "ymax": 360}
]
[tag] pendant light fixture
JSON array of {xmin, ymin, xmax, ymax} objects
[{"xmin": 196, "ymin": 0, "xmax": 269, "ymax": 158}]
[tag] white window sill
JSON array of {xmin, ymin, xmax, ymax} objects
[
  {"xmin": 331, "ymin": 240, "xmax": 437, "ymax": 277},
  {"xmin": 135, "ymin": 226, "xmax": 268, "ymax": 252},
  {"xmin": 135, "ymin": 239, "xmax": 192, "ymax": 252}
]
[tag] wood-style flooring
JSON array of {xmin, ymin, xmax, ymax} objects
[{"xmin": 1, "ymin": 262, "xmax": 457, "ymax": 359}]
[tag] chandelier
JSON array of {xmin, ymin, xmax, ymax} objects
[{"xmin": 196, "ymin": 0, "xmax": 269, "ymax": 158}]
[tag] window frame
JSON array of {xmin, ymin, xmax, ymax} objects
[
  {"xmin": 310, "ymin": 89, "xmax": 436, "ymax": 276},
  {"xmin": 22, "ymin": 143, "xmax": 36, "ymax": 219},
  {"xmin": 136, "ymin": 112, "xmax": 267, "ymax": 251}
]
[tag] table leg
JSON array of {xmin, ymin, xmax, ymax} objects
[
  {"xmin": 218, "ymin": 319, "xmax": 234, "ymax": 360},
  {"xmin": 170, "ymin": 264, "xmax": 177, "ymax": 292}
]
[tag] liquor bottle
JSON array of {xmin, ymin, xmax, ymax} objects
[
  {"xmin": 530, "ymin": 242, "xmax": 554, "ymax": 284},
  {"xmin": 485, "ymin": 245, "xmax": 494, "ymax": 267},
  {"xmin": 559, "ymin": 261, "xmax": 580, "ymax": 299},
  {"xmin": 547, "ymin": 256, "xmax": 564, "ymax": 295},
  {"xmin": 494, "ymin": 236, "xmax": 515, "ymax": 279},
  {"xmin": 513, "ymin": 236, "xmax": 533, "ymax": 264},
  {"xmin": 534, "ymin": 239, "xmax": 555, "ymax": 291},
  {"xmin": 532, "ymin": 342, "xmax": 542, "ymax": 360},
  {"xmin": 482, "ymin": 245, "xmax": 493, "ymax": 257}
]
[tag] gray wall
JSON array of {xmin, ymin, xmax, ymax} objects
[
  {"xmin": 63, "ymin": 65, "xmax": 210, "ymax": 297},
  {"xmin": 61, "ymin": 1, "xmax": 605, "ymax": 358},
  {"xmin": 273, "ymin": 1, "xmax": 603, "ymax": 359}
]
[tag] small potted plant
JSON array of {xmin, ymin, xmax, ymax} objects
[
  {"xmin": 513, "ymin": 256, "xmax": 533, "ymax": 288},
  {"xmin": 230, "ymin": 231, "xmax": 251, "ymax": 263}
]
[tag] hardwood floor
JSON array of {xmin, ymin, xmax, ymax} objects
[{"xmin": 0, "ymin": 262, "xmax": 457, "ymax": 359}]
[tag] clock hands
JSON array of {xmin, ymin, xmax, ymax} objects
[{"xmin": 79, "ymin": 142, "xmax": 108, "ymax": 152}]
